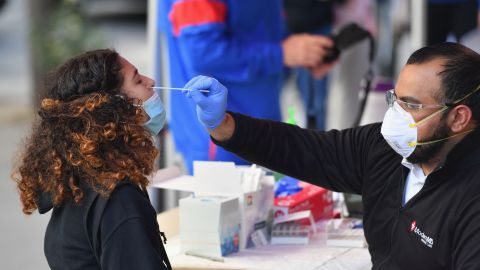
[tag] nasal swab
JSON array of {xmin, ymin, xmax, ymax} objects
[{"xmin": 150, "ymin": 86, "xmax": 210, "ymax": 93}]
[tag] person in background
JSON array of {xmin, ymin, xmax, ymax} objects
[
  {"xmin": 427, "ymin": 0, "xmax": 479, "ymax": 44},
  {"xmin": 161, "ymin": 0, "xmax": 335, "ymax": 173},
  {"xmin": 185, "ymin": 42, "xmax": 480, "ymax": 269},
  {"xmin": 12, "ymin": 49, "xmax": 171, "ymax": 270},
  {"xmin": 0, "ymin": 0, "xmax": 6, "ymax": 11},
  {"xmin": 283, "ymin": 0, "xmax": 335, "ymax": 129}
]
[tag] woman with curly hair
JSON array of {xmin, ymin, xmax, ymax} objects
[{"xmin": 12, "ymin": 49, "xmax": 171, "ymax": 270}]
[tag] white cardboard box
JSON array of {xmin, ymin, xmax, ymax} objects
[
  {"xmin": 179, "ymin": 195, "xmax": 241, "ymax": 257},
  {"xmin": 152, "ymin": 161, "xmax": 274, "ymax": 250}
]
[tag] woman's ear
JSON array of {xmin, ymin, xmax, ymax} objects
[{"xmin": 448, "ymin": 105, "xmax": 472, "ymax": 133}]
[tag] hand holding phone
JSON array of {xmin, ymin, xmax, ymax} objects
[{"xmin": 323, "ymin": 23, "xmax": 372, "ymax": 63}]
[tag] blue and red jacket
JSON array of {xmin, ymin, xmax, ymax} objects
[{"xmin": 161, "ymin": 0, "xmax": 286, "ymax": 173}]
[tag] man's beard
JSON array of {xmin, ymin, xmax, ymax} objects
[{"xmin": 407, "ymin": 119, "xmax": 451, "ymax": 164}]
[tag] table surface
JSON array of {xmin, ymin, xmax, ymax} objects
[{"xmin": 165, "ymin": 222, "xmax": 372, "ymax": 270}]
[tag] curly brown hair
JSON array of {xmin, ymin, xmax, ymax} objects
[{"xmin": 12, "ymin": 49, "xmax": 158, "ymax": 215}]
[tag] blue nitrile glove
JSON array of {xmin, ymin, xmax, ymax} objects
[
  {"xmin": 274, "ymin": 176, "xmax": 303, "ymax": 197},
  {"xmin": 183, "ymin": 75, "xmax": 228, "ymax": 129}
]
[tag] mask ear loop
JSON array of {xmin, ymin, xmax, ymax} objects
[
  {"xmin": 409, "ymin": 129, "xmax": 475, "ymax": 147},
  {"xmin": 450, "ymin": 84, "xmax": 480, "ymax": 105},
  {"xmin": 116, "ymin": 94, "xmax": 142, "ymax": 108},
  {"xmin": 409, "ymin": 83, "xmax": 480, "ymax": 129},
  {"xmin": 408, "ymin": 106, "xmax": 449, "ymax": 128},
  {"xmin": 407, "ymin": 83, "xmax": 480, "ymax": 146},
  {"xmin": 408, "ymin": 107, "xmax": 456, "ymax": 146}
]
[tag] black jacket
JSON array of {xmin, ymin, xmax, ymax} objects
[
  {"xmin": 39, "ymin": 182, "xmax": 169, "ymax": 270},
  {"xmin": 215, "ymin": 112, "xmax": 480, "ymax": 270}
]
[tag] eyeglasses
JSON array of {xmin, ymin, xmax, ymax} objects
[
  {"xmin": 386, "ymin": 84, "xmax": 480, "ymax": 111},
  {"xmin": 385, "ymin": 89, "xmax": 446, "ymax": 111}
]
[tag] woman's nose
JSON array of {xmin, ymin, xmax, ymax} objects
[{"xmin": 146, "ymin": 77, "xmax": 155, "ymax": 88}]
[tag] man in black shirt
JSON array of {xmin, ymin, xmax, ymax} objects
[{"xmin": 183, "ymin": 42, "xmax": 480, "ymax": 269}]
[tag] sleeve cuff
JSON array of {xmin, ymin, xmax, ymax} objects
[{"xmin": 210, "ymin": 111, "xmax": 245, "ymax": 151}]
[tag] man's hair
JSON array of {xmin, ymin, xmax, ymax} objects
[{"xmin": 406, "ymin": 42, "xmax": 480, "ymax": 123}]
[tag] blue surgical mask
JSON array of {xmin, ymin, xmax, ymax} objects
[{"xmin": 142, "ymin": 91, "xmax": 166, "ymax": 135}]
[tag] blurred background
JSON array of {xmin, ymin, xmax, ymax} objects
[
  {"xmin": 0, "ymin": 0, "xmax": 151, "ymax": 269},
  {"xmin": 1, "ymin": 0, "xmax": 480, "ymax": 269}
]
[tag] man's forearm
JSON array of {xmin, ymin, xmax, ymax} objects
[{"xmin": 208, "ymin": 113, "xmax": 235, "ymax": 142}]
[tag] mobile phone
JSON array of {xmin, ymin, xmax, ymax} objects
[{"xmin": 323, "ymin": 23, "xmax": 372, "ymax": 63}]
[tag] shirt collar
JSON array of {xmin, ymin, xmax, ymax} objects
[
  {"xmin": 401, "ymin": 157, "xmax": 448, "ymax": 177},
  {"xmin": 402, "ymin": 158, "xmax": 427, "ymax": 179},
  {"xmin": 401, "ymin": 158, "xmax": 415, "ymax": 170}
]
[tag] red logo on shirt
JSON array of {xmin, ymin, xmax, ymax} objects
[
  {"xmin": 169, "ymin": 0, "xmax": 227, "ymax": 36},
  {"xmin": 410, "ymin": 220, "xmax": 434, "ymax": 248}
]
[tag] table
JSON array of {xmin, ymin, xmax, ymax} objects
[{"xmin": 162, "ymin": 217, "xmax": 372, "ymax": 270}]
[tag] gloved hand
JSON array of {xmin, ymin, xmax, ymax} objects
[{"xmin": 183, "ymin": 75, "xmax": 228, "ymax": 129}]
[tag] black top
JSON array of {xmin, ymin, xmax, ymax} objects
[
  {"xmin": 215, "ymin": 112, "xmax": 480, "ymax": 270},
  {"xmin": 39, "ymin": 182, "xmax": 169, "ymax": 270}
]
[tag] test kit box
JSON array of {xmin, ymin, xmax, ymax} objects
[
  {"xmin": 271, "ymin": 210, "xmax": 316, "ymax": 245},
  {"xmin": 273, "ymin": 181, "xmax": 333, "ymax": 223},
  {"xmin": 326, "ymin": 218, "xmax": 366, "ymax": 248},
  {"xmin": 239, "ymin": 182, "xmax": 274, "ymax": 248},
  {"xmin": 152, "ymin": 161, "xmax": 274, "ymax": 251},
  {"xmin": 179, "ymin": 196, "xmax": 241, "ymax": 257}
]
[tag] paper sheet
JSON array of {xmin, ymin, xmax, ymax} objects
[
  {"xmin": 151, "ymin": 167, "xmax": 194, "ymax": 192},
  {"xmin": 193, "ymin": 161, "xmax": 242, "ymax": 196}
]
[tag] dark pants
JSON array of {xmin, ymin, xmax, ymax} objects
[{"xmin": 427, "ymin": 0, "xmax": 478, "ymax": 45}]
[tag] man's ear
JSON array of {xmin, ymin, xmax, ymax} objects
[{"xmin": 448, "ymin": 105, "xmax": 472, "ymax": 133}]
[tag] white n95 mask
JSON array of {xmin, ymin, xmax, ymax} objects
[
  {"xmin": 381, "ymin": 102, "xmax": 449, "ymax": 158},
  {"xmin": 381, "ymin": 102, "xmax": 419, "ymax": 158},
  {"xmin": 381, "ymin": 85, "xmax": 480, "ymax": 158}
]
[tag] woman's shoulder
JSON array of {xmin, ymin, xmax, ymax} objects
[
  {"xmin": 98, "ymin": 181, "xmax": 158, "ymax": 238},
  {"xmin": 104, "ymin": 181, "xmax": 155, "ymax": 219}
]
